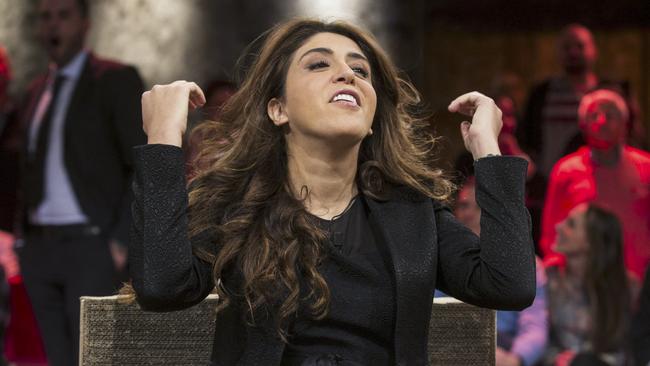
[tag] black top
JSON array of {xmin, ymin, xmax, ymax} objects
[
  {"xmin": 129, "ymin": 144, "xmax": 536, "ymax": 366},
  {"xmin": 283, "ymin": 196, "xmax": 395, "ymax": 365}
]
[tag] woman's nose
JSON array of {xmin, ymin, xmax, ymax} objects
[{"xmin": 333, "ymin": 64, "xmax": 355, "ymax": 84}]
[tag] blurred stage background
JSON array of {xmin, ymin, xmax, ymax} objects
[{"xmin": 1, "ymin": 0, "xmax": 648, "ymax": 165}]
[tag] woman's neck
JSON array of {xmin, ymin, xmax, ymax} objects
[
  {"xmin": 287, "ymin": 138, "xmax": 360, "ymax": 220},
  {"xmin": 564, "ymin": 253, "xmax": 588, "ymax": 283}
]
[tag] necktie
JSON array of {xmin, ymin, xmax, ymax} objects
[{"xmin": 26, "ymin": 73, "xmax": 66, "ymax": 210}]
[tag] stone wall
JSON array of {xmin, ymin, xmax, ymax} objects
[{"xmin": 0, "ymin": 0, "xmax": 420, "ymax": 98}]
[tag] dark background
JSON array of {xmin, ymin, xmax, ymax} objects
[{"xmin": 1, "ymin": 0, "xmax": 648, "ymax": 165}]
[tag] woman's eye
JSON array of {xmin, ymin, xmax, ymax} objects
[
  {"xmin": 307, "ymin": 61, "xmax": 329, "ymax": 70},
  {"xmin": 352, "ymin": 66, "xmax": 369, "ymax": 78}
]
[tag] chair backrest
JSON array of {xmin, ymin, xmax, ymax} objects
[
  {"xmin": 429, "ymin": 297, "xmax": 495, "ymax": 366},
  {"xmin": 79, "ymin": 294, "xmax": 218, "ymax": 365},
  {"xmin": 79, "ymin": 295, "xmax": 495, "ymax": 365}
]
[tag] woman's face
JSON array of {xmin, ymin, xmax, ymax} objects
[
  {"xmin": 554, "ymin": 203, "xmax": 589, "ymax": 255},
  {"xmin": 268, "ymin": 32, "xmax": 377, "ymax": 149}
]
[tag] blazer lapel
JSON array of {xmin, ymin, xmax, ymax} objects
[{"xmin": 366, "ymin": 193, "xmax": 438, "ymax": 365}]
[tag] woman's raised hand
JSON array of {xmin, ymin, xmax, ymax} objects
[
  {"xmin": 141, "ymin": 81, "xmax": 206, "ymax": 147},
  {"xmin": 448, "ymin": 91, "xmax": 503, "ymax": 160}
]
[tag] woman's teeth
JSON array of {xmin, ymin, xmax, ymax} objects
[{"xmin": 332, "ymin": 93, "xmax": 358, "ymax": 106}]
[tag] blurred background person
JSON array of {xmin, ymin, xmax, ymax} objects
[
  {"xmin": 543, "ymin": 203, "xmax": 638, "ymax": 366},
  {"xmin": 0, "ymin": 47, "xmax": 11, "ymax": 131},
  {"xmin": 455, "ymin": 177, "xmax": 548, "ymax": 366},
  {"xmin": 0, "ymin": 44, "xmax": 48, "ymax": 366},
  {"xmin": 540, "ymin": 89, "xmax": 650, "ymax": 279},
  {"xmin": 517, "ymin": 24, "xmax": 645, "ymax": 180},
  {"xmin": 0, "ymin": 46, "xmax": 17, "ymax": 366},
  {"xmin": 631, "ymin": 266, "xmax": 650, "ymax": 366},
  {"xmin": 0, "ymin": 46, "xmax": 19, "ymax": 232},
  {"xmin": 14, "ymin": 0, "xmax": 146, "ymax": 364},
  {"xmin": 0, "ymin": 232, "xmax": 9, "ymax": 366}
]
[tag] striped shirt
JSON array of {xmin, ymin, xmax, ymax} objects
[{"xmin": 539, "ymin": 77, "xmax": 584, "ymax": 177}]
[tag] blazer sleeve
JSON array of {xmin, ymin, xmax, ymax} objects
[
  {"xmin": 129, "ymin": 144, "xmax": 214, "ymax": 312},
  {"xmin": 107, "ymin": 66, "xmax": 147, "ymax": 246},
  {"xmin": 435, "ymin": 156, "xmax": 536, "ymax": 310}
]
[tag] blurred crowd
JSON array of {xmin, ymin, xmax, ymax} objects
[
  {"xmin": 452, "ymin": 24, "xmax": 650, "ymax": 366},
  {"xmin": 0, "ymin": 0, "xmax": 649, "ymax": 366}
]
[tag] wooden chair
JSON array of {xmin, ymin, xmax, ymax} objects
[
  {"xmin": 428, "ymin": 297, "xmax": 496, "ymax": 365},
  {"xmin": 79, "ymin": 295, "xmax": 494, "ymax": 365}
]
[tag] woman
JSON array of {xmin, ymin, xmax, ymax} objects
[
  {"xmin": 131, "ymin": 19, "xmax": 535, "ymax": 365},
  {"xmin": 544, "ymin": 203, "xmax": 637, "ymax": 366}
]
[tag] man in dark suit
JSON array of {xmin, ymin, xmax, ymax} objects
[{"xmin": 15, "ymin": 0, "xmax": 146, "ymax": 365}]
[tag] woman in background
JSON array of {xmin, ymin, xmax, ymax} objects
[{"xmin": 544, "ymin": 203, "xmax": 637, "ymax": 366}]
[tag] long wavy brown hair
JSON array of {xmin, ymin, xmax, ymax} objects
[
  {"xmin": 583, "ymin": 204, "xmax": 631, "ymax": 353},
  {"xmin": 186, "ymin": 18, "xmax": 452, "ymax": 339}
]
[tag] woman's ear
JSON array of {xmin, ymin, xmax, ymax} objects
[{"xmin": 267, "ymin": 97, "xmax": 289, "ymax": 126}]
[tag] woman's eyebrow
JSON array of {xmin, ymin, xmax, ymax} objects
[
  {"xmin": 298, "ymin": 47, "xmax": 333, "ymax": 62},
  {"xmin": 298, "ymin": 48, "xmax": 368, "ymax": 63},
  {"xmin": 346, "ymin": 52, "xmax": 368, "ymax": 62}
]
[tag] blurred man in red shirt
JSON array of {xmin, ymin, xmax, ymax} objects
[{"xmin": 540, "ymin": 89, "xmax": 650, "ymax": 279}]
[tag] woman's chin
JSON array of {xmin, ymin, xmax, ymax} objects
[
  {"xmin": 287, "ymin": 125, "xmax": 370, "ymax": 151},
  {"xmin": 313, "ymin": 127, "xmax": 368, "ymax": 145}
]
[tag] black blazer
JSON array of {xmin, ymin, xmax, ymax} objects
[
  {"xmin": 17, "ymin": 53, "xmax": 146, "ymax": 244},
  {"xmin": 130, "ymin": 145, "xmax": 536, "ymax": 366}
]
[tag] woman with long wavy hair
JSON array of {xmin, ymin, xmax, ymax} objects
[
  {"xmin": 130, "ymin": 18, "xmax": 535, "ymax": 365},
  {"xmin": 544, "ymin": 203, "xmax": 637, "ymax": 366}
]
